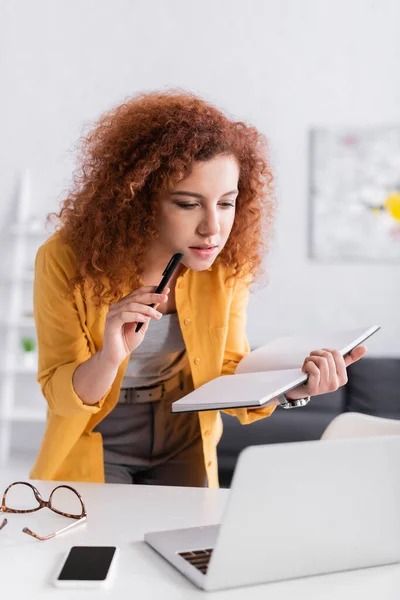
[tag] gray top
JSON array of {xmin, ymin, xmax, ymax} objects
[{"xmin": 120, "ymin": 312, "xmax": 188, "ymax": 389}]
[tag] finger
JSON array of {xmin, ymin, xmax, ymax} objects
[
  {"xmin": 137, "ymin": 293, "xmax": 168, "ymax": 306},
  {"xmin": 322, "ymin": 348, "xmax": 347, "ymax": 386},
  {"xmin": 106, "ymin": 312, "xmax": 150, "ymax": 335},
  {"xmin": 111, "ymin": 302, "xmax": 163, "ymax": 320},
  {"xmin": 110, "ymin": 292, "xmax": 168, "ymax": 311},
  {"xmin": 131, "ymin": 285, "xmax": 170, "ymax": 295},
  {"xmin": 123, "ymin": 285, "xmax": 157, "ymax": 298},
  {"xmin": 310, "ymin": 350, "xmax": 337, "ymax": 374},
  {"xmin": 301, "ymin": 360, "xmax": 321, "ymax": 396},
  {"xmin": 310, "ymin": 350, "xmax": 340, "ymax": 391},
  {"xmin": 124, "ymin": 317, "xmax": 151, "ymax": 337},
  {"xmin": 344, "ymin": 345, "xmax": 368, "ymax": 367},
  {"xmin": 304, "ymin": 355, "xmax": 330, "ymax": 388},
  {"xmin": 132, "ymin": 319, "xmax": 151, "ymax": 336},
  {"xmin": 109, "ymin": 309, "xmax": 160, "ymax": 328},
  {"xmin": 109, "ymin": 286, "xmax": 156, "ymax": 309},
  {"xmin": 131, "ymin": 285, "xmax": 170, "ymax": 297},
  {"xmin": 136, "ymin": 317, "xmax": 151, "ymax": 336}
]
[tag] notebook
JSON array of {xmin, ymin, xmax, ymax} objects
[{"xmin": 171, "ymin": 324, "xmax": 380, "ymax": 413}]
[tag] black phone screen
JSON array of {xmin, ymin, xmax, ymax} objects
[{"xmin": 58, "ymin": 546, "xmax": 117, "ymax": 581}]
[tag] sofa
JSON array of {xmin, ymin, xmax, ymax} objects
[{"xmin": 217, "ymin": 358, "xmax": 400, "ymax": 487}]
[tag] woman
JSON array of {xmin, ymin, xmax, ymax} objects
[{"xmin": 30, "ymin": 90, "xmax": 366, "ymax": 487}]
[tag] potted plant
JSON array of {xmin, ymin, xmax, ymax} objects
[{"xmin": 20, "ymin": 336, "xmax": 37, "ymax": 368}]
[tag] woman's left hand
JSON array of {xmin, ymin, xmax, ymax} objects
[{"xmin": 284, "ymin": 345, "xmax": 368, "ymax": 401}]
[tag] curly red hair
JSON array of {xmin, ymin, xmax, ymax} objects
[{"xmin": 49, "ymin": 89, "xmax": 275, "ymax": 306}]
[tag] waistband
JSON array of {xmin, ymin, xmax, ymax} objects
[{"xmin": 118, "ymin": 371, "xmax": 185, "ymax": 404}]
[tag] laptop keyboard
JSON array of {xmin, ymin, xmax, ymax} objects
[{"xmin": 178, "ymin": 548, "xmax": 214, "ymax": 574}]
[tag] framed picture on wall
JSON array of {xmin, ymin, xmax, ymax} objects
[{"xmin": 309, "ymin": 126, "xmax": 400, "ymax": 262}]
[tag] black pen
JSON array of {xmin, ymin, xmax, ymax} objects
[{"xmin": 135, "ymin": 252, "xmax": 184, "ymax": 333}]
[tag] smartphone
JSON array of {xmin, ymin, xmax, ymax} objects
[{"xmin": 54, "ymin": 546, "xmax": 118, "ymax": 589}]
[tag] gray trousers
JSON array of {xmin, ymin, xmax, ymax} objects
[{"xmin": 95, "ymin": 367, "xmax": 207, "ymax": 487}]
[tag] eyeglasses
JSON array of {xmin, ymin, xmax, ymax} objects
[{"xmin": 0, "ymin": 481, "xmax": 87, "ymax": 541}]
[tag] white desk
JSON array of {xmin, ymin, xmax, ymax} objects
[{"xmin": 1, "ymin": 477, "xmax": 400, "ymax": 599}]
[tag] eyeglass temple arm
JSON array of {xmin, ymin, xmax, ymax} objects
[{"xmin": 22, "ymin": 515, "xmax": 87, "ymax": 541}]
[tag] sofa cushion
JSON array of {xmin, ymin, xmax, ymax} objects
[
  {"xmin": 218, "ymin": 390, "xmax": 343, "ymax": 473},
  {"xmin": 346, "ymin": 358, "xmax": 400, "ymax": 418},
  {"xmin": 309, "ymin": 388, "xmax": 345, "ymax": 413}
]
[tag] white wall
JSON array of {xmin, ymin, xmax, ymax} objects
[{"xmin": 1, "ymin": 0, "xmax": 400, "ymax": 364}]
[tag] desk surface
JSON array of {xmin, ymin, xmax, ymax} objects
[{"xmin": 1, "ymin": 477, "xmax": 400, "ymax": 599}]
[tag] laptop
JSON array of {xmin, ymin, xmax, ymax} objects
[{"xmin": 144, "ymin": 435, "xmax": 400, "ymax": 591}]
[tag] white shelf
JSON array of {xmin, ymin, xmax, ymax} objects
[
  {"xmin": 0, "ymin": 317, "xmax": 35, "ymax": 328},
  {"xmin": 6, "ymin": 407, "xmax": 46, "ymax": 422},
  {"xmin": 0, "ymin": 174, "xmax": 47, "ymax": 466},
  {"xmin": 20, "ymin": 316, "xmax": 35, "ymax": 326},
  {"xmin": 1, "ymin": 363, "xmax": 37, "ymax": 375},
  {"xmin": 3, "ymin": 273, "xmax": 35, "ymax": 283}
]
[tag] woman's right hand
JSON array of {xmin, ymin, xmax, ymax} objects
[{"xmin": 100, "ymin": 286, "xmax": 169, "ymax": 367}]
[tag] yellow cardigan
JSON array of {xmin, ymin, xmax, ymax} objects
[{"xmin": 30, "ymin": 232, "xmax": 275, "ymax": 487}]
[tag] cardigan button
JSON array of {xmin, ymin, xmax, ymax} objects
[
  {"xmin": 184, "ymin": 318, "xmax": 191, "ymax": 326},
  {"xmin": 194, "ymin": 357, "xmax": 201, "ymax": 365},
  {"xmin": 207, "ymin": 461, "xmax": 212, "ymax": 467},
  {"xmin": 178, "ymin": 282, "xmax": 184, "ymax": 289}
]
